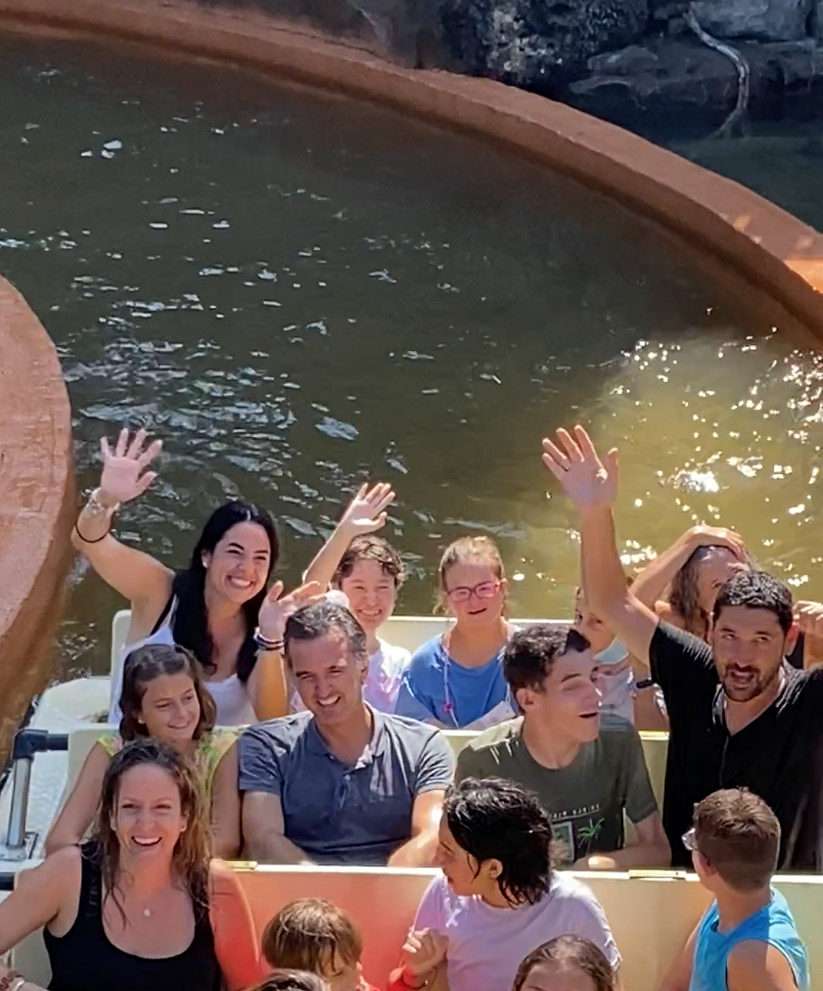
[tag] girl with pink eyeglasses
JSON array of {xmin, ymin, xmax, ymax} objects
[{"xmin": 396, "ymin": 536, "xmax": 516, "ymax": 728}]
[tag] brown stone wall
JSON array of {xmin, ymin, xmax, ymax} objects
[{"xmin": 0, "ymin": 275, "xmax": 74, "ymax": 760}]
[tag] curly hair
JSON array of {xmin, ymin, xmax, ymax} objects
[
  {"xmin": 444, "ymin": 778, "xmax": 554, "ymax": 907},
  {"xmin": 711, "ymin": 570, "xmax": 793, "ymax": 635}
]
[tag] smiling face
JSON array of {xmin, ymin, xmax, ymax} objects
[
  {"xmin": 710, "ymin": 605, "xmax": 789, "ymax": 702},
  {"xmin": 112, "ymin": 763, "xmax": 187, "ymax": 860},
  {"xmin": 137, "ymin": 672, "xmax": 201, "ymax": 744},
  {"xmin": 202, "ymin": 520, "xmax": 272, "ymax": 604},
  {"xmin": 338, "ymin": 559, "xmax": 397, "ymax": 635},
  {"xmin": 519, "ymin": 646, "xmax": 602, "ymax": 743},
  {"xmin": 520, "ymin": 960, "xmax": 598, "ymax": 991},
  {"xmin": 289, "ymin": 631, "xmax": 367, "ymax": 728},
  {"xmin": 442, "ymin": 561, "xmax": 507, "ymax": 628}
]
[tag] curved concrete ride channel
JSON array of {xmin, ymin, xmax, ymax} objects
[{"xmin": 1, "ymin": 0, "xmax": 823, "ymax": 760}]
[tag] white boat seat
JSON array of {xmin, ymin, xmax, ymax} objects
[{"xmin": 110, "ymin": 611, "xmax": 562, "ymax": 675}]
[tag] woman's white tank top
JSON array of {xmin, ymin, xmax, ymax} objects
[{"xmin": 108, "ymin": 597, "xmax": 257, "ymax": 727}]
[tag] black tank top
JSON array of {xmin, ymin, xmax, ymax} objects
[{"xmin": 44, "ymin": 844, "xmax": 221, "ymax": 991}]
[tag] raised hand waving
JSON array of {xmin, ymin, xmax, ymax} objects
[
  {"xmin": 257, "ymin": 580, "xmax": 325, "ymax": 643},
  {"xmin": 541, "ymin": 425, "xmax": 619, "ymax": 509},
  {"xmin": 99, "ymin": 428, "xmax": 163, "ymax": 505},
  {"xmin": 338, "ymin": 482, "xmax": 396, "ymax": 536}
]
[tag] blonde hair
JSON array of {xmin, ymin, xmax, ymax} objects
[
  {"xmin": 262, "ymin": 898, "xmax": 363, "ymax": 974},
  {"xmin": 436, "ymin": 535, "xmax": 506, "ymax": 614}
]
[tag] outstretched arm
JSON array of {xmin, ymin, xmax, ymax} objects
[
  {"xmin": 542, "ymin": 426, "xmax": 658, "ymax": 668},
  {"xmin": 73, "ymin": 428, "xmax": 172, "ymax": 617},
  {"xmin": 303, "ymin": 482, "xmax": 396, "ymax": 589}
]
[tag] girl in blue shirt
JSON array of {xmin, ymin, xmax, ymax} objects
[{"xmin": 396, "ymin": 535, "xmax": 516, "ymax": 729}]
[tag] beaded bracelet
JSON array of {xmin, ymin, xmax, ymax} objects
[{"xmin": 255, "ymin": 630, "xmax": 284, "ymax": 653}]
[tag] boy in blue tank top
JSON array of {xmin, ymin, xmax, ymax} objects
[{"xmin": 660, "ymin": 788, "xmax": 809, "ymax": 991}]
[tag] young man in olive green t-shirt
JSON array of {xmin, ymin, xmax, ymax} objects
[{"xmin": 455, "ymin": 624, "xmax": 670, "ymax": 870}]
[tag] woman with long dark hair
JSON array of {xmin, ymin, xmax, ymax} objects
[
  {"xmin": 0, "ymin": 740, "xmax": 262, "ymax": 990},
  {"xmin": 45, "ymin": 644, "xmax": 241, "ymax": 858},
  {"xmin": 71, "ymin": 428, "xmax": 320, "ymax": 725}
]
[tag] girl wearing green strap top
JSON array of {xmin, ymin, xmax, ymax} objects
[{"xmin": 45, "ymin": 644, "xmax": 241, "ymax": 859}]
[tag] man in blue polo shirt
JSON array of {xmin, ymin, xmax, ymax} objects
[{"xmin": 239, "ymin": 600, "xmax": 454, "ymax": 865}]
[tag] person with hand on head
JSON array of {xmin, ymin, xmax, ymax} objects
[
  {"xmin": 301, "ymin": 482, "xmax": 410, "ymax": 713},
  {"xmin": 0, "ymin": 739, "xmax": 262, "ymax": 991},
  {"xmin": 632, "ymin": 526, "xmax": 823, "ymax": 671},
  {"xmin": 455, "ymin": 625, "xmax": 669, "ymax": 870},
  {"xmin": 396, "ymin": 536, "xmax": 515, "ymax": 729},
  {"xmin": 239, "ymin": 601, "xmax": 454, "ymax": 866},
  {"xmin": 389, "ymin": 778, "xmax": 621, "ymax": 991},
  {"xmin": 542, "ymin": 424, "xmax": 823, "ymax": 870},
  {"xmin": 73, "ymin": 427, "xmax": 321, "ymax": 726},
  {"xmin": 513, "ymin": 936, "xmax": 618, "ymax": 991},
  {"xmin": 660, "ymin": 789, "xmax": 809, "ymax": 991},
  {"xmin": 45, "ymin": 643, "xmax": 241, "ymax": 859},
  {"xmin": 631, "ymin": 526, "xmax": 751, "ymax": 642}
]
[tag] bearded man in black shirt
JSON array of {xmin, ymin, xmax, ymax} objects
[{"xmin": 542, "ymin": 424, "xmax": 823, "ymax": 870}]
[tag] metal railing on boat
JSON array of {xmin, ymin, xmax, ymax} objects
[{"xmin": 0, "ymin": 729, "xmax": 69, "ymax": 862}]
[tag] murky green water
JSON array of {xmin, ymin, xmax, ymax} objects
[{"xmin": 1, "ymin": 38, "xmax": 821, "ymax": 682}]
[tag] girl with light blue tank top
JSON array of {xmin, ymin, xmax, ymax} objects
[{"xmin": 689, "ymin": 889, "xmax": 810, "ymax": 991}]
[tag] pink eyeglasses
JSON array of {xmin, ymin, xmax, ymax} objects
[{"xmin": 445, "ymin": 580, "xmax": 502, "ymax": 603}]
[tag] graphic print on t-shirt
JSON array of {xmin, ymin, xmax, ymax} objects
[{"xmin": 546, "ymin": 804, "xmax": 605, "ymax": 864}]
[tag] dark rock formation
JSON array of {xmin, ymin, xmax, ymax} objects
[
  {"xmin": 690, "ymin": 0, "xmax": 812, "ymax": 43},
  {"xmin": 196, "ymin": 0, "xmax": 823, "ymax": 136},
  {"xmin": 567, "ymin": 37, "xmax": 823, "ymax": 138},
  {"xmin": 440, "ymin": 0, "xmax": 648, "ymax": 92}
]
